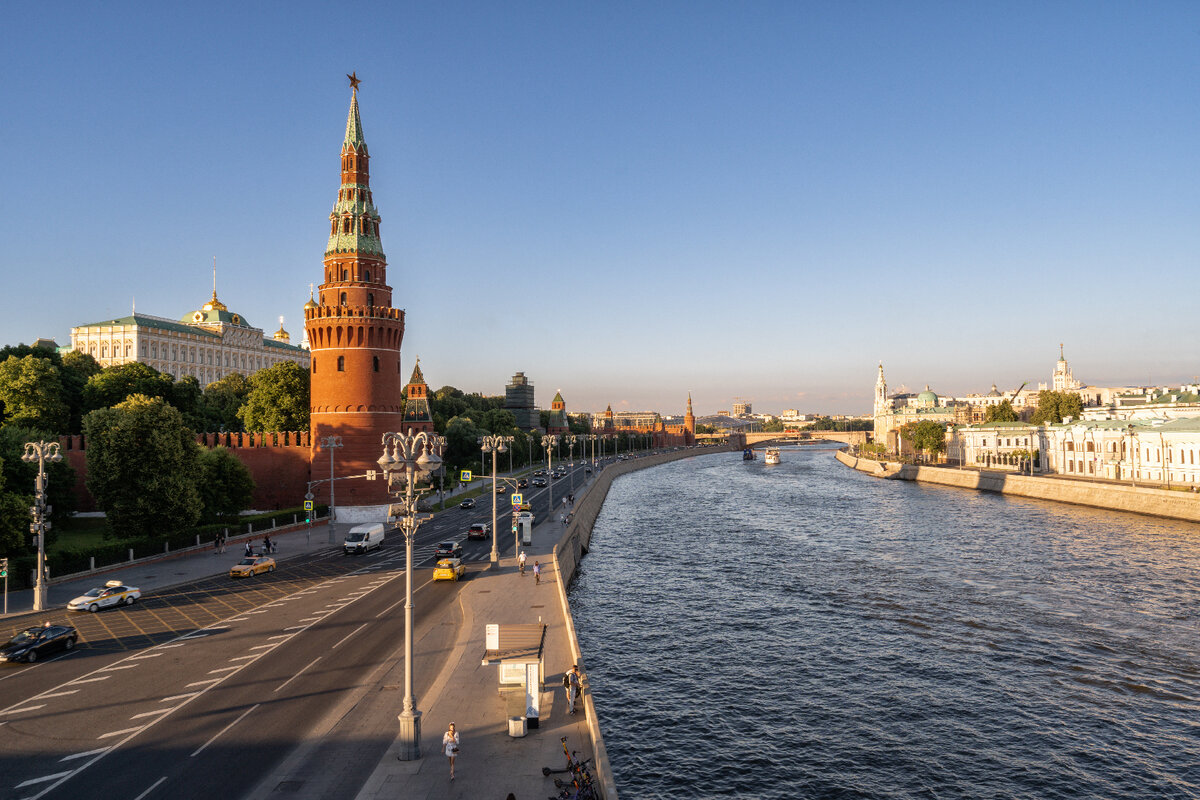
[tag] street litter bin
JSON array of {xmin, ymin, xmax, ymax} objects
[{"xmin": 508, "ymin": 716, "xmax": 527, "ymax": 737}]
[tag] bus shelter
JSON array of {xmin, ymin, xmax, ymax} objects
[{"xmin": 481, "ymin": 623, "xmax": 546, "ymax": 733}]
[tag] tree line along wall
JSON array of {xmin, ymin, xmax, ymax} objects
[{"xmin": 58, "ymin": 432, "xmax": 314, "ymax": 513}]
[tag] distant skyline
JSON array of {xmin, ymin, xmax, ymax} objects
[{"xmin": 4, "ymin": 2, "xmax": 1198, "ymax": 415}]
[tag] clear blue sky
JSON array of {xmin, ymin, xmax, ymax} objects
[{"xmin": 4, "ymin": 2, "xmax": 1198, "ymax": 415}]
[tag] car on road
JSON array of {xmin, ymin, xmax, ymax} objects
[
  {"xmin": 0, "ymin": 624, "xmax": 78, "ymax": 663},
  {"xmin": 67, "ymin": 580, "xmax": 141, "ymax": 612},
  {"xmin": 468, "ymin": 523, "xmax": 490, "ymax": 540},
  {"xmin": 532, "ymin": 478, "xmax": 547, "ymax": 488},
  {"xmin": 459, "ymin": 498, "xmax": 476, "ymax": 509},
  {"xmin": 434, "ymin": 540, "xmax": 464, "ymax": 559},
  {"xmin": 230, "ymin": 555, "xmax": 276, "ymax": 578},
  {"xmin": 517, "ymin": 479, "xmax": 528, "ymax": 489},
  {"xmin": 432, "ymin": 558, "xmax": 467, "ymax": 581},
  {"xmin": 533, "ymin": 470, "xmax": 546, "ymax": 477}
]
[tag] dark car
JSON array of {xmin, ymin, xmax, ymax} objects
[
  {"xmin": 532, "ymin": 478, "xmax": 547, "ymax": 488},
  {"xmin": 517, "ymin": 479, "xmax": 528, "ymax": 489},
  {"xmin": 459, "ymin": 498, "xmax": 476, "ymax": 509},
  {"xmin": 0, "ymin": 625, "xmax": 78, "ymax": 664},
  {"xmin": 435, "ymin": 540, "xmax": 464, "ymax": 559}
]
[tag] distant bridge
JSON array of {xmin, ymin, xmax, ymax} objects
[{"xmin": 695, "ymin": 430, "xmax": 869, "ymax": 446}]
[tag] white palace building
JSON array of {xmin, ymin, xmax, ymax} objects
[{"xmin": 70, "ymin": 291, "xmax": 309, "ymax": 386}]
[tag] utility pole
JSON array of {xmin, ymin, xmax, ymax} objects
[{"xmin": 22, "ymin": 441, "xmax": 61, "ymax": 612}]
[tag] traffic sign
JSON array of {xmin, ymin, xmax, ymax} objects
[
  {"xmin": 304, "ymin": 492, "xmax": 315, "ymax": 501},
  {"xmin": 460, "ymin": 470, "xmax": 472, "ymax": 482},
  {"xmin": 303, "ymin": 500, "xmax": 314, "ymax": 511},
  {"xmin": 511, "ymin": 493, "xmax": 523, "ymax": 505}
]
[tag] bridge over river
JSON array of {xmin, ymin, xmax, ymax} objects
[{"xmin": 695, "ymin": 430, "xmax": 869, "ymax": 446}]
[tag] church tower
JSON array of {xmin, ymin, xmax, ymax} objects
[
  {"xmin": 547, "ymin": 391, "xmax": 569, "ymax": 434},
  {"xmin": 305, "ymin": 74, "xmax": 406, "ymax": 512},
  {"xmin": 874, "ymin": 363, "xmax": 889, "ymax": 415}
]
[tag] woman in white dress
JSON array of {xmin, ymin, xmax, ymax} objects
[{"xmin": 442, "ymin": 721, "xmax": 460, "ymax": 780}]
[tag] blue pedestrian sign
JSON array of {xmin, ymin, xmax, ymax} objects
[
  {"xmin": 303, "ymin": 500, "xmax": 314, "ymax": 511},
  {"xmin": 511, "ymin": 493, "xmax": 523, "ymax": 506},
  {"xmin": 460, "ymin": 470, "xmax": 473, "ymax": 482}
]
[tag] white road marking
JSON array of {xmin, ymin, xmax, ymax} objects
[
  {"xmin": 330, "ymin": 623, "xmax": 369, "ymax": 650},
  {"xmin": 130, "ymin": 708, "xmax": 172, "ymax": 720},
  {"xmin": 185, "ymin": 679, "xmax": 220, "ymax": 688},
  {"xmin": 16, "ymin": 771, "xmax": 73, "ymax": 788},
  {"xmin": 3, "ymin": 704, "xmax": 45, "ymax": 714},
  {"xmin": 69, "ymin": 676, "xmax": 111, "ymax": 684},
  {"xmin": 99, "ymin": 726, "xmax": 142, "ymax": 739},
  {"xmin": 273, "ymin": 657, "xmax": 321, "ymax": 693},
  {"xmin": 190, "ymin": 703, "xmax": 259, "ymax": 757},
  {"xmin": 180, "ymin": 633, "xmax": 208, "ymax": 639},
  {"xmin": 35, "ymin": 690, "xmax": 79, "ymax": 700},
  {"xmin": 159, "ymin": 643, "xmax": 186, "ymax": 649},
  {"xmin": 248, "ymin": 644, "xmax": 275, "ymax": 651},
  {"xmin": 208, "ymin": 666, "xmax": 239, "ymax": 674},
  {"xmin": 101, "ymin": 663, "xmax": 139, "ymax": 671},
  {"xmin": 132, "ymin": 776, "xmax": 168, "ymax": 800},
  {"xmin": 228, "ymin": 655, "xmax": 257, "ymax": 661},
  {"xmin": 128, "ymin": 653, "xmax": 162, "ymax": 660},
  {"xmin": 160, "ymin": 692, "xmax": 199, "ymax": 703},
  {"xmin": 268, "ymin": 634, "xmax": 291, "ymax": 640},
  {"xmin": 60, "ymin": 747, "xmax": 107, "ymax": 762},
  {"xmin": 283, "ymin": 625, "xmax": 305, "ymax": 631}
]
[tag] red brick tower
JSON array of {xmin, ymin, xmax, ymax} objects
[
  {"xmin": 547, "ymin": 391, "xmax": 569, "ymax": 435},
  {"xmin": 684, "ymin": 393, "xmax": 696, "ymax": 441},
  {"xmin": 305, "ymin": 74, "xmax": 405, "ymax": 510},
  {"xmin": 401, "ymin": 359, "xmax": 434, "ymax": 434}
]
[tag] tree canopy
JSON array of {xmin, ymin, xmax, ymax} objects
[
  {"xmin": 1030, "ymin": 391, "xmax": 1084, "ymax": 425},
  {"xmin": 196, "ymin": 446, "xmax": 255, "ymax": 521},
  {"xmin": 0, "ymin": 356, "xmax": 69, "ymax": 432},
  {"xmin": 203, "ymin": 372, "xmax": 252, "ymax": 432},
  {"xmin": 984, "ymin": 399, "xmax": 1020, "ymax": 423},
  {"xmin": 238, "ymin": 362, "xmax": 310, "ymax": 432},
  {"xmin": 900, "ymin": 420, "xmax": 948, "ymax": 455},
  {"xmin": 83, "ymin": 395, "xmax": 202, "ymax": 539},
  {"xmin": 82, "ymin": 362, "xmax": 174, "ymax": 413}
]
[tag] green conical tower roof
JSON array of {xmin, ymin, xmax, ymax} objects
[{"xmin": 344, "ymin": 87, "xmax": 367, "ymax": 154}]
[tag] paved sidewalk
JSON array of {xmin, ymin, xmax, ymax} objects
[{"xmin": 351, "ymin": 507, "xmax": 596, "ymax": 800}]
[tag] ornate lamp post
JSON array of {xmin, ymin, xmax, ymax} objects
[
  {"xmin": 319, "ymin": 435, "xmax": 343, "ymax": 543},
  {"xmin": 541, "ymin": 434, "xmax": 559, "ymax": 517},
  {"xmin": 587, "ymin": 433, "xmax": 597, "ymax": 467},
  {"xmin": 22, "ymin": 441, "xmax": 61, "ymax": 612},
  {"xmin": 377, "ymin": 429, "xmax": 444, "ymax": 761},
  {"xmin": 565, "ymin": 434, "xmax": 578, "ymax": 494},
  {"xmin": 480, "ymin": 435, "xmax": 514, "ymax": 563}
]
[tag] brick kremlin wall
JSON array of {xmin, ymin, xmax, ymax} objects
[{"xmin": 59, "ymin": 432, "xmax": 313, "ymax": 513}]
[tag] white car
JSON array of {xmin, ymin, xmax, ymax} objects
[{"xmin": 67, "ymin": 580, "xmax": 141, "ymax": 612}]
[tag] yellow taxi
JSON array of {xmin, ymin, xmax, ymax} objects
[
  {"xmin": 432, "ymin": 557, "xmax": 466, "ymax": 581},
  {"xmin": 230, "ymin": 555, "xmax": 276, "ymax": 578}
]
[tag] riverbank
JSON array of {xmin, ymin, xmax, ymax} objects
[{"xmin": 835, "ymin": 448, "xmax": 1200, "ymax": 523}]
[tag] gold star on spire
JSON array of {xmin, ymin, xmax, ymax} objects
[{"xmin": 347, "ymin": 71, "xmax": 361, "ymax": 92}]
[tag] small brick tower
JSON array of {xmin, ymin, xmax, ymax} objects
[
  {"xmin": 684, "ymin": 392, "xmax": 695, "ymax": 439},
  {"xmin": 305, "ymin": 74, "xmax": 406, "ymax": 511},
  {"xmin": 547, "ymin": 391, "xmax": 569, "ymax": 435},
  {"xmin": 401, "ymin": 359, "xmax": 434, "ymax": 434}
]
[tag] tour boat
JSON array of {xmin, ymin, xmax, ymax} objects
[
  {"xmin": 764, "ymin": 448, "xmax": 781, "ymax": 465},
  {"xmin": 743, "ymin": 448, "xmax": 756, "ymax": 461}
]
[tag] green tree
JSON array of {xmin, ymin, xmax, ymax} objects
[
  {"xmin": 61, "ymin": 351, "xmax": 102, "ymax": 433},
  {"xmin": 0, "ymin": 355, "xmax": 69, "ymax": 432},
  {"xmin": 0, "ymin": 456, "xmax": 27, "ymax": 557},
  {"xmin": 203, "ymin": 372, "xmax": 252, "ymax": 432},
  {"xmin": 0, "ymin": 426, "xmax": 77, "ymax": 543},
  {"xmin": 82, "ymin": 362, "xmax": 174, "ymax": 413},
  {"xmin": 984, "ymin": 399, "xmax": 1020, "ymax": 423},
  {"xmin": 1030, "ymin": 391, "xmax": 1084, "ymax": 425},
  {"xmin": 479, "ymin": 408, "xmax": 518, "ymax": 435},
  {"xmin": 196, "ymin": 447, "xmax": 255, "ymax": 522},
  {"xmin": 170, "ymin": 375, "xmax": 209, "ymax": 432},
  {"xmin": 442, "ymin": 415, "xmax": 482, "ymax": 478},
  {"xmin": 239, "ymin": 362, "xmax": 310, "ymax": 432},
  {"xmin": 83, "ymin": 395, "xmax": 201, "ymax": 539},
  {"xmin": 900, "ymin": 420, "xmax": 947, "ymax": 455},
  {"xmin": 761, "ymin": 417, "xmax": 784, "ymax": 432}
]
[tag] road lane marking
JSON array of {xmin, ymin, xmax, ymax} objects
[
  {"xmin": 159, "ymin": 643, "xmax": 186, "ymax": 648},
  {"xmin": 99, "ymin": 726, "xmax": 141, "ymax": 739},
  {"xmin": 101, "ymin": 664, "xmax": 139, "ymax": 671},
  {"xmin": 3, "ymin": 704, "xmax": 45, "ymax": 714},
  {"xmin": 298, "ymin": 617, "xmax": 321, "ymax": 622},
  {"xmin": 60, "ymin": 748, "xmax": 107, "ymax": 762},
  {"xmin": 35, "ymin": 690, "xmax": 79, "ymax": 700},
  {"xmin": 248, "ymin": 644, "xmax": 275, "ymax": 651},
  {"xmin": 268, "ymin": 634, "xmax": 291, "ymax": 640},
  {"xmin": 128, "ymin": 653, "xmax": 163, "ymax": 660},
  {"xmin": 228, "ymin": 655, "xmax": 257, "ymax": 661},
  {"xmin": 330, "ymin": 623, "xmax": 369, "ymax": 650},
  {"xmin": 283, "ymin": 625, "xmax": 305, "ymax": 631},
  {"xmin": 16, "ymin": 771, "xmax": 73, "ymax": 788},
  {"xmin": 132, "ymin": 776, "xmax": 167, "ymax": 800},
  {"xmin": 208, "ymin": 666, "xmax": 239, "ymax": 674},
  {"xmin": 185, "ymin": 679, "xmax": 220, "ymax": 688},
  {"xmin": 160, "ymin": 692, "xmax": 199, "ymax": 703},
  {"xmin": 130, "ymin": 708, "xmax": 172, "ymax": 719},
  {"xmin": 190, "ymin": 703, "xmax": 259, "ymax": 757},
  {"xmin": 273, "ymin": 657, "xmax": 321, "ymax": 693},
  {"xmin": 180, "ymin": 633, "xmax": 208, "ymax": 639},
  {"xmin": 69, "ymin": 676, "xmax": 111, "ymax": 684}
]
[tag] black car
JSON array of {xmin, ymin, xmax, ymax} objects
[
  {"xmin": 459, "ymin": 498, "xmax": 476, "ymax": 509},
  {"xmin": 517, "ymin": 479, "xmax": 528, "ymax": 489},
  {"xmin": 1, "ymin": 625, "xmax": 78, "ymax": 664},
  {"xmin": 434, "ymin": 540, "xmax": 464, "ymax": 559},
  {"xmin": 532, "ymin": 478, "xmax": 547, "ymax": 488}
]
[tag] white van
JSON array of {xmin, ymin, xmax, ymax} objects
[
  {"xmin": 343, "ymin": 523, "xmax": 385, "ymax": 554},
  {"xmin": 516, "ymin": 512, "xmax": 533, "ymax": 546}
]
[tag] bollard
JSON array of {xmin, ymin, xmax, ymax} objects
[
  {"xmin": 247, "ymin": 522, "xmax": 252, "ymax": 534},
  {"xmin": 293, "ymin": 514, "xmax": 297, "ymax": 525},
  {"xmin": 165, "ymin": 542, "xmax": 170, "ymax": 553},
  {"xmin": 196, "ymin": 534, "xmax": 201, "ymax": 547},
  {"xmin": 271, "ymin": 517, "xmax": 276, "ymax": 529},
  {"xmin": 128, "ymin": 548, "xmax": 134, "ymax": 562},
  {"xmin": 90, "ymin": 556, "xmax": 95, "ymax": 571}
]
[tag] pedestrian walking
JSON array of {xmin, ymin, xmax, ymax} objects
[
  {"xmin": 565, "ymin": 664, "xmax": 581, "ymax": 714},
  {"xmin": 518, "ymin": 550, "xmax": 527, "ymax": 575},
  {"xmin": 214, "ymin": 530, "xmax": 224, "ymax": 554},
  {"xmin": 244, "ymin": 541, "xmax": 253, "ymax": 557},
  {"xmin": 262, "ymin": 534, "xmax": 273, "ymax": 554},
  {"xmin": 533, "ymin": 560, "xmax": 541, "ymax": 585},
  {"xmin": 442, "ymin": 721, "xmax": 460, "ymax": 780}
]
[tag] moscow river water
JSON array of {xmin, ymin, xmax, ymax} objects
[{"xmin": 567, "ymin": 446, "xmax": 1200, "ymax": 799}]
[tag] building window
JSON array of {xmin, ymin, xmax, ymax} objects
[
  {"xmin": 312, "ymin": 358, "xmax": 316, "ymax": 373},
  {"xmin": 373, "ymin": 356, "xmax": 379, "ymax": 372},
  {"xmin": 337, "ymin": 356, "xmax": 345, "ymax": 371},
  {"xmin": 340, "ymin": 292, "xmax": 347, "ymax": 306},
  {"xmin": 364, "ymin": 269, "xmax": 370, "ymax": 281},
  {"xmin": 367, "ymin": 292, "xmax": 374, "ymax": 307}
]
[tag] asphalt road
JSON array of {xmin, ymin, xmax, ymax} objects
[{"xmin": 0, "ymin": 458, "xmax": 598, "ymax": 800}]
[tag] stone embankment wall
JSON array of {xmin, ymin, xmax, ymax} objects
[
  {"xmin": 835, "ymin": 449, "xmax": 1200, "ymax": 523},
  {"xmin": 550, "ymin": 445, "xmax": 735, "ymax": 800}
]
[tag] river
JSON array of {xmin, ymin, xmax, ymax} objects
[{"xmin": 567, "ymin": 446, "xmax": 1200, "ymax": 799}]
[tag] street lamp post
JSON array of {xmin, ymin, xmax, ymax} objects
[
  {"xmin": 22, "ymin": 441, "xmax": 61, "ymax": 612},
  {"xmin": 565, "ymin": 434, "xmax": 578, "ymax": 495},
  {"xmin": 377, "ymin": 429, "xmax": 444, "ymax": 761},
  {"xmin": 541, "ymin": 434, "xmax": 559, "ymax": 518},
  {"xmin": 480, "ymin": 435, "xmax": 514, "ymax": 563},
  {"xmin": 319, "ymin": 435, "xmax": 343, "ymax": 544}
]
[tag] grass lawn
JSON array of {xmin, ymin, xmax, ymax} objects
[{"xmin": 50, "ymin": 516, "xmax": 113, "ymax": 554}]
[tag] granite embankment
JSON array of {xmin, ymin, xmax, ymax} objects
[{"xmin": 836, "ymin": 448, "xmax": 1200, "ymax": 523}]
